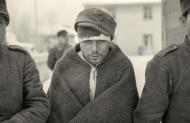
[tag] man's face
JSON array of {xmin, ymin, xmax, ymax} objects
[
  {"xmin": 58, "ymin": 36, "xmax": 68, "ymax": 45},
  {"xmin": 180, "ymin": 11, "xmax": 190, "ymax": 35},
  {"xmin": 79, "ymin": 34, "xmax": 111, "ymax": 66},
  {"xmin": 0, "ymin": 16, "xmax": 6, "ymax": 44}
]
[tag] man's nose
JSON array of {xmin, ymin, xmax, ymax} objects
[{"xmin": 91, "ymin": 41, "xmax": 97, "ymax": 52}]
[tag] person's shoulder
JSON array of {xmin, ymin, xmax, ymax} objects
[
  {"xmin": 0, "ymin": 45, "xmax": 32, "ymax": 64},
  {"xmin": 56, "ymin": 46, "xmax": 76, "ymax": 64},
  {"xmin": 110, "ymin": 43, "xmax": 130, "ymax": 58},
  {"xmin": 7, "ymin": 45, "xmax": 30, "ymax": 56},
  {"xmin": 110, "ymin": 42, "xmax": 132, "ymax": 66},
  {"xmin": 149, "ymin": 44, "xmax": 179, "ymax": 66},
  {"xmin": 156, "ymin": 44, "xmax": 179, "ymax": 58},
  {"xmin": 49, "ymin": 46, "xmax": 58, "ymax": 52},
  {"xmin": 54, "ymin": 46, "xmax": 77, "ymax": 73}
]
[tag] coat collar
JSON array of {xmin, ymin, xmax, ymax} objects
[
  {"xmin": 77, "ymin": 51, "xmax": 98, "ymax": 67},
  {"xmin": 63, "ymin": 42, "xmax": 123, "ymax": 71}
]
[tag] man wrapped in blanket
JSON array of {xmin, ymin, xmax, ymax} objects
[{"xmin": 47, "ymin": 8, "xmax": 139, "ymax": 123}]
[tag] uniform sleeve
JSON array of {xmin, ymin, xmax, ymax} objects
[
  {"xmin": 69, "ymin": 63, "xmax": 139, "ymax": 123},
  {"xmin": 47, "ymin": 49, "xmax": 56, "ymax": 71},
  {"xmin": 134, "ymin": 56, "xmax": 171, "ymax": 123},
  {"xmin": 47, "ymin": 62, "xmax": 83, "ymax": 123},
  {"xmin": 3, "ymin": 54, "xmax": 50, "ymax": 123}
]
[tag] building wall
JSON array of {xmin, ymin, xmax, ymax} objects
[
  {"xmin": 115, "ymin": 3, "xmax": 162, "ymax": 55},
  {"xmin": 85, "ymin": 3, "xmax": 162, "ymax": 55}
]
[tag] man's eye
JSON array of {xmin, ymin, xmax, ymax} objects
[
  {"xmin": 97, "ymin": 40, "xmax": 107, "ymax": 44},
  {"xmin": 83, "ymin": 40, "xmax": 91, "ymax": 42},
  {"xmin": 99, "ymin": 40, "xmax": 107, "ymax": 42}
]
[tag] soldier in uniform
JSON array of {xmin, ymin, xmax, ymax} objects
[
  {"xmin": 0, "ymin": 0, "xmax": 50, "ymax": 123},
  {"xmin": 47, "ymin": 8, "xmax": 138, "ymax": 123},
  {"xmin": 134, "ymin": 0, "xmax": 190, "ymax": 123},
  {"xmin": 47, "ymin": 30, "xmax": 71, "ymax": 71}
]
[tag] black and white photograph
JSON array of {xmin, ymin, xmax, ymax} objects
[{"xmin": 0, "ymin": 0, "xmax": 189, "ymax": 123}]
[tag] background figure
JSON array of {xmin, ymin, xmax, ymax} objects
[
  {"xmin": 0, "ymin": 0, "xmax": 50, "ymax": 123},
  {"xmin": 47, "ymin": 29, "xmax": 71, "ymax": 71},
  {"xmin": 134, "ymin": 0, "xmax": 190, "ymax": 123},
  {"xmin": 47, "ymin": 8, "xmax": 139, "ymax": 123}
]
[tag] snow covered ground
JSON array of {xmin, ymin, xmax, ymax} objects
[{"xmin": 130, "ymin": 55, "xmax": 153, "ymax": 95}]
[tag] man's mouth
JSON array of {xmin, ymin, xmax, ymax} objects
[
  {"xmin": 90, "ymin": 55, "xmax": 99, "ymax": 58},
  {"xmin": 91, "ymin": 55, "xmax": 98, "ymax": 57}
]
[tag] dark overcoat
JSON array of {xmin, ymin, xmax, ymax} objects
[
  {"xmin": 0, "ymin": 45, "xmax": 50, "ymax": 123},
  {"xmin": 47, "ymin": 43, "xmax": 139, "ymax": 123},
  {"xmin": 134, "ymin": 37, "xmax": 190, "ymax": 123}
]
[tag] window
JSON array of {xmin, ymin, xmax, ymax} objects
[
  {"xmin": 143, "ymin": 34, "xmax": 153, "ymax": 47},
  {"xmin": 138, "ymin": 34, "xmax": 153, "ymax": 55},
  {"xmin": 144, "ymin": 6, "xmax": 152, "ymax": 19}
]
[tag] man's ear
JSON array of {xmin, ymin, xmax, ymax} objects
[{"xmin": 179, "ymin": 16, "xmax": 187, "ymax": 26}]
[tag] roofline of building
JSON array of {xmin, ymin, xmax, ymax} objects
[{"xmin": 84, "ymin": 1, "xmax": 161, "ymax": 7}]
